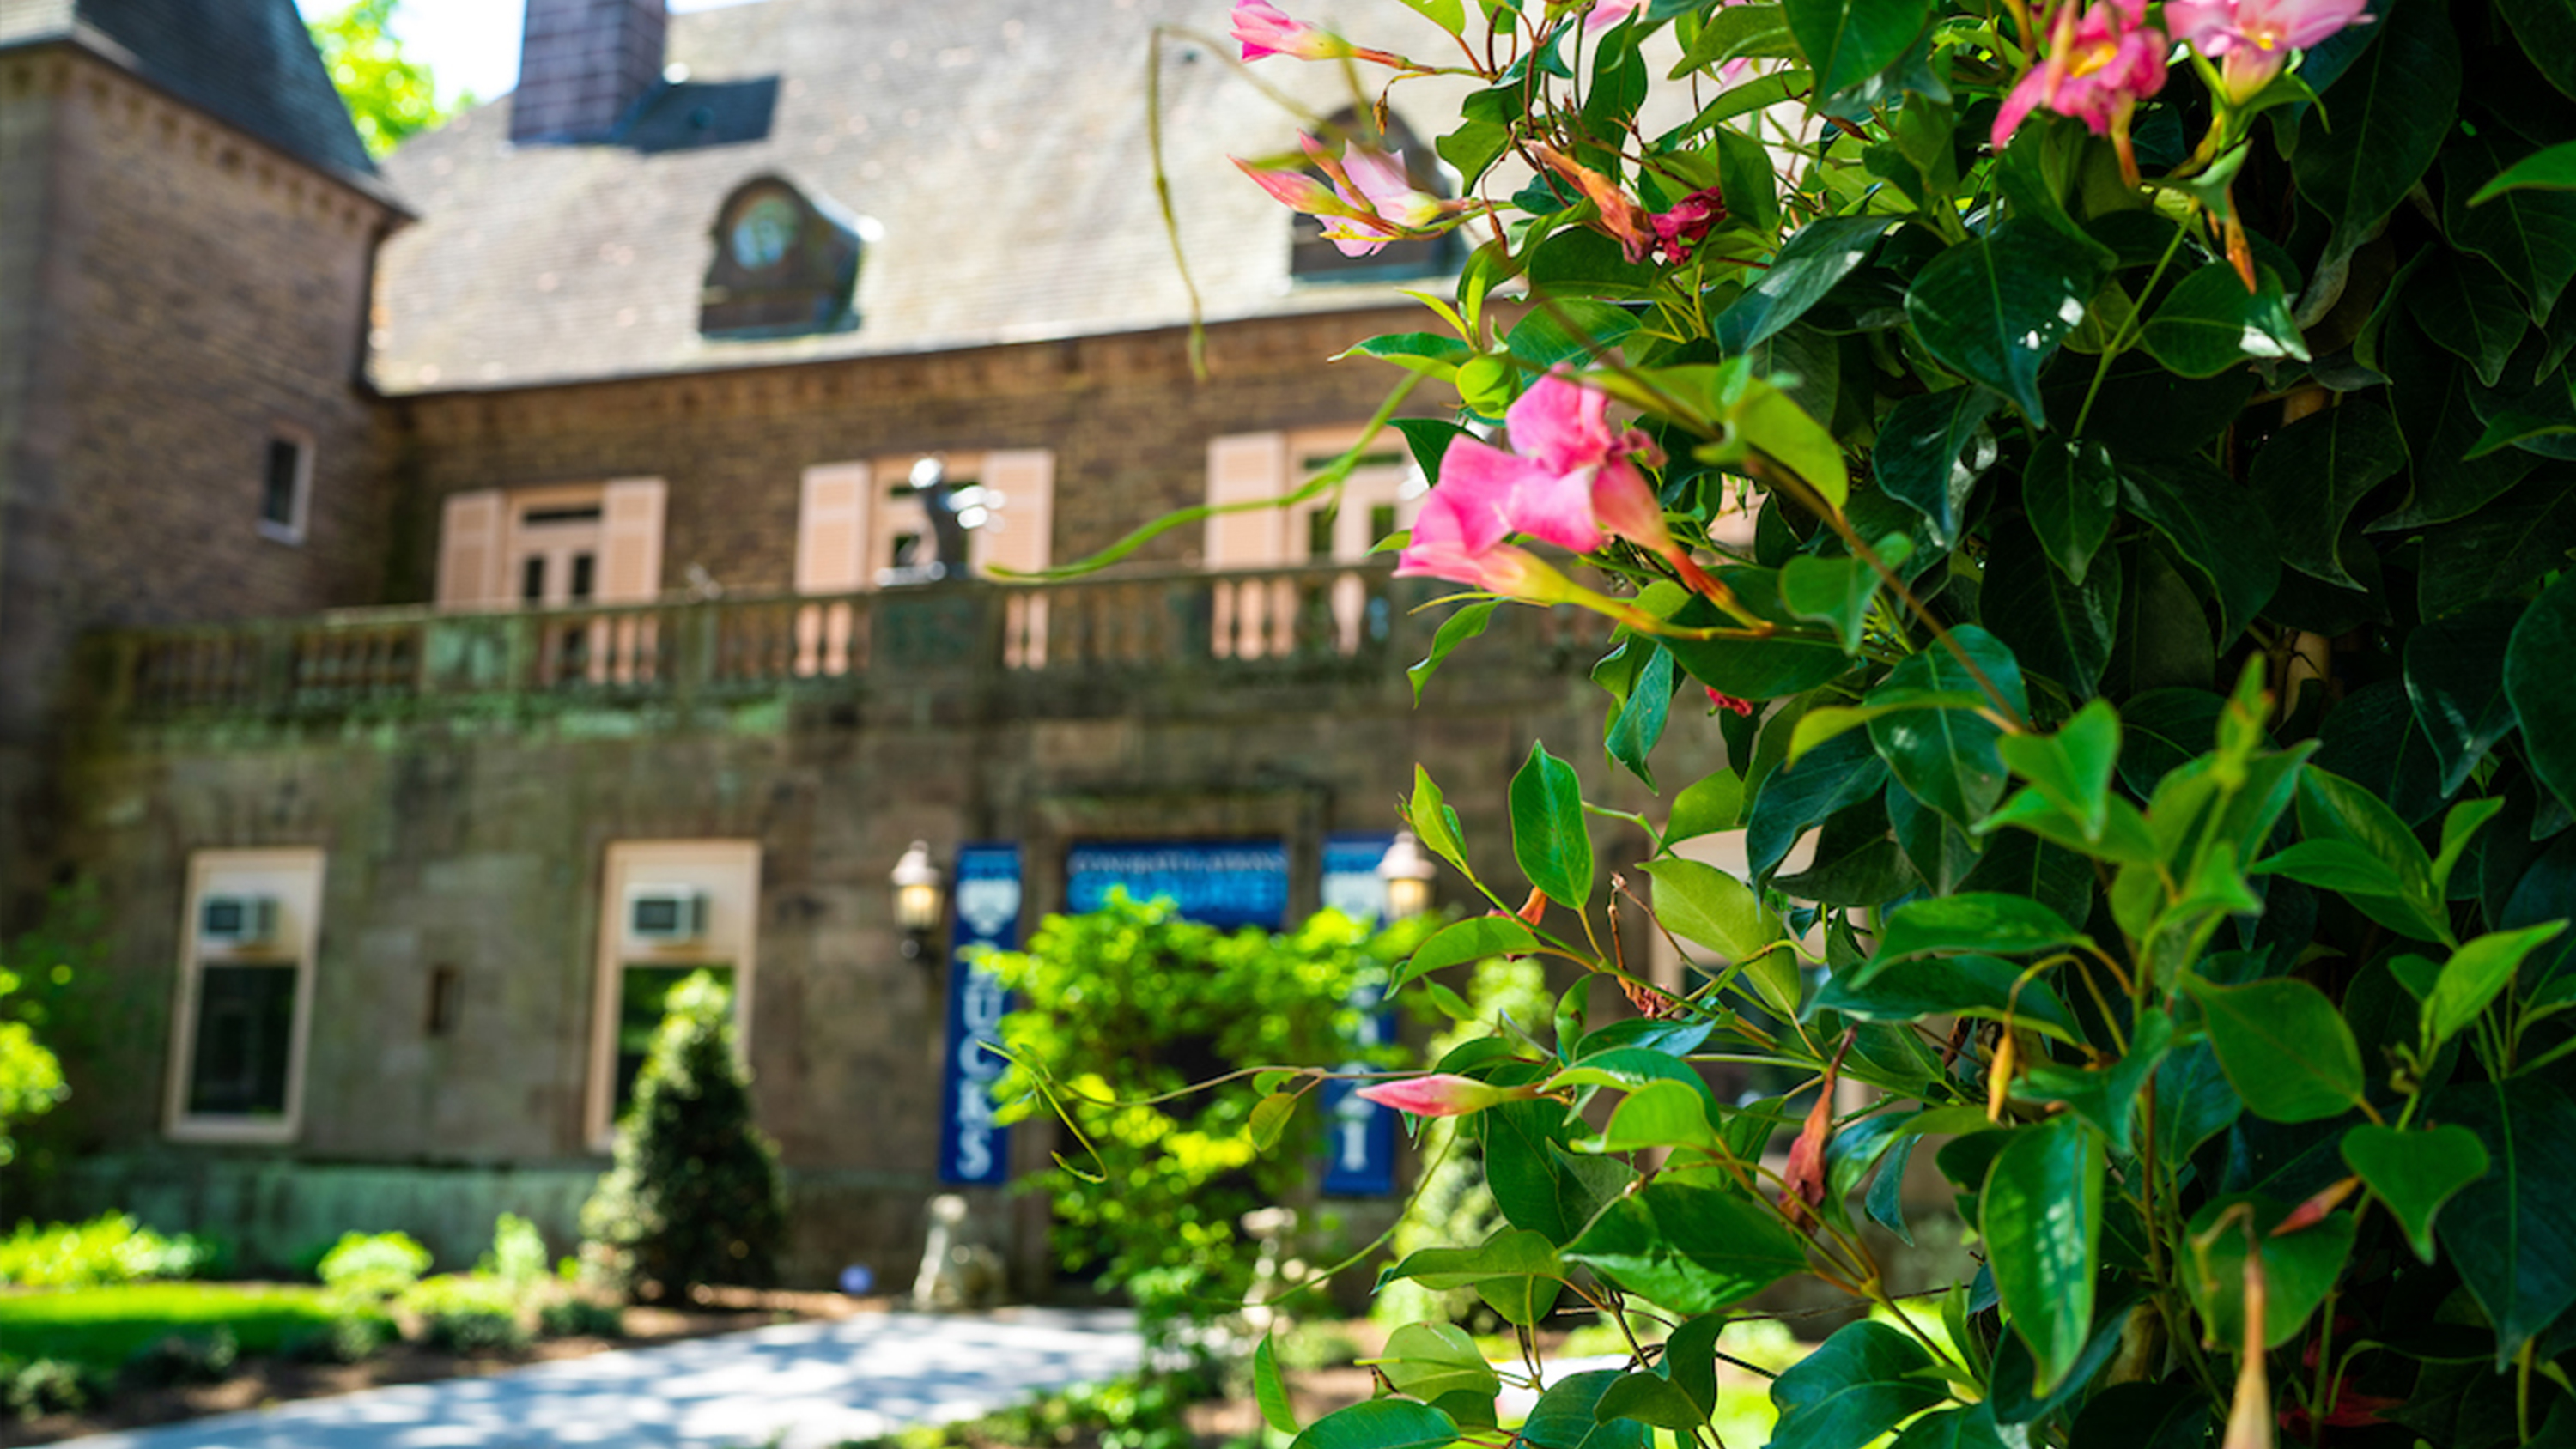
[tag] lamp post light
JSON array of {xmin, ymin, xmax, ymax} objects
[
  {"xmin": 890, "ymin": 840, "xmax": 946, "ymax": 964},
  {"xmin": 1376, "ymin": 830, "xmax": 1437, "ymax": 921}
]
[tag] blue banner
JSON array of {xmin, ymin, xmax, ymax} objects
[
  {"xmin": 1064, "ymin": 839, "xmax": 1289, "ymax": 929},
  {"xmin": 1321, "ymin": 832, "xmax": 1397, "ymax": 1197},
  {"xmin": 938, "ymin": 842, "xmax": 1020, "ymax": 1185}
]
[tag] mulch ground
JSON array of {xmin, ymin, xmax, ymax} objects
[{"xmin": 1, "ymin": 1286, "xmax": 878, "ymax": 1447}]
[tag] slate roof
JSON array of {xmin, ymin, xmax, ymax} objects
[
  {"xmin": 368, "ymin": 0, "xmax": 1484, "ymax": 394},
  {"xmin": 0, "ymin": 0, "xmax": 381, "ymax": 190}
]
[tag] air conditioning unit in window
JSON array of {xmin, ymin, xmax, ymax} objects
[
  {"xmin": 200, "ymin": 894, "xmax": 281, "ymax": 948},
  {"xmin": 627, "ymin": 887, "xmax": 710, "ymax": 945}
]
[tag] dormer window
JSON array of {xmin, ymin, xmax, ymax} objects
[
  {"xmin": 1291, "ymin": 109, "xmax": 1459, "ymax": 283},
  {"xmin": 699, "ymin": 177, "xmax": 870, "ymax": 338}
]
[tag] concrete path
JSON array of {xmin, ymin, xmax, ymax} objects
[{"xmin": 61, "ymin": 1307, "xmax": 1143, "ymax": 1449}]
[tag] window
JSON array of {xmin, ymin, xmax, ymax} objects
[
  {"xmin": 586, "ymin": 841, "xmax": 762, "ymax": 1147},
  {"xmin": 700, "ymin": 175, "xmax": 868, "ymax": 337},
  {"xmin": 165, "ymin": 848, "xmax": 325, "ymax": 1143},
  {"xmin": 792, "ymin": 452, "xmax": 1055, "ymax": 672},
  {"xmin": 258, "ymin": 429, "xmax": 313, "ymax": 543},
  {"xmin": 426, "ymin": 964, "xmax": 462, "ymax": 1037},
  {"xmin": 434, "ymin": 480, "xmax": 665, "ymax": 613},
  {"xmin": 1203, "ymin": 427, "xmax": 1423, "ymax": 657}
]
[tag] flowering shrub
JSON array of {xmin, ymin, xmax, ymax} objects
[{"xmin": 1196, "ymin": 0, "xmax": 2576, "ymax": 1444}]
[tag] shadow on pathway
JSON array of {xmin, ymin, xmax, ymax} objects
[{"xmin": 60, "ymin": 1307, "xmax": 1143, "ymax": 1449}]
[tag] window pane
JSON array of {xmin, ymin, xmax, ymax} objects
[
  {"xmin": 570, "ymin": 552, "xmax": 596, "ymax": 600},
  {"xmin": 1306, "ymin": 509, "xmax": 1336, "ymax": 560},
  {"xmin": 521, "ymin": 555, "xmax": 547, "ymax": 603},
  {"xmin": 1370, "ymin": 504, "xmax": 1398, "ymax": 549},
  {"xmin": 612, "ymin": 965, "xmax": 733, "ymax": 1118},
  {"xmin": 262, "ymin": 440, "xmax": 301, "ymax": 528},
  {"xmin": 187, "ymin": 963, "xmax": 298, "ymax": 1116}
]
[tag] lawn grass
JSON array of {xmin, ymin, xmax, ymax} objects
[{"xmin": 0, "ymin": 1282, "xmax": 351, "ymax": 1370}]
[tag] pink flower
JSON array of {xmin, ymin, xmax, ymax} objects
[
  {"xmin": 1586, "ymin": 0, "xmax": 1647, "ymax": 30},
  {"xmin": 1354, "ymin": 1074, "xmax": 1533, "ymax": 1118},
  {"xmin": 1706, "ymin": 688, "xmax": 1757, "ymax": 716},
  {"xmin": 1532, "ymin": 145, "xmax": 1657, "ymax": 265},
  {"xmin": 1393, "ymin": 468, "xmax": 1574, "ymax": 598},
  {"xmin": 1991, "ymin": 0, "xmax": 2169, "ymax": 169},
  {"xmin": 1230, "ymin": 136, "xmax": 1459, "ymax": 258},
  {"xmin": 1489, "ymin": 373, "xmax": 1728, "ymax": 599},
  {"xmin": 1230, "ymin": 0, "xmax": 1351, "ymax": 60},
  {"xmin": 1644, "ymin": 187, "xmax": 1728, "ymax": 266},
  {"xmin": 2166, "ymin": 0, "xmax": 2372, "ymax": 100}
]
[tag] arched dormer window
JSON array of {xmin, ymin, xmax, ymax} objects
[
  {"xmin": 1290, "ymin": 109, "xmax": 1460, "ymax": 283},
  {"xmin": 699, "ymin": 176, "xmax": 871, "ymax": 337}
]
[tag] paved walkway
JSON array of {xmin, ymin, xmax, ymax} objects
[{"xmin": 61, "ymin": 1307, "xmax": 1143, "ymax": 1449}]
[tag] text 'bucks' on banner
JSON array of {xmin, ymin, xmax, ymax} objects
[{"xmin": 939, "ymin": 842, "xmax": 1020, "ymax": 1186}]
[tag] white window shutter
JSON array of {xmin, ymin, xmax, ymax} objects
[
  {"xmin": 975, "ymin": 450, "xmax": 1054, "ymax": 576},
  {"xmin": 1205, "ymin": 433, "xmax": 1287, "ymax": 567},
  {"xmin": 795, "ymin": 463, "xmax": 873, "ymax": 594},
  {"xmin": 434, "ymin": 489, "xmax": 506, "ymax": 608},
  {"xmin": 598, "ymin": 477, "xmax": 666, "ymax": 603}
]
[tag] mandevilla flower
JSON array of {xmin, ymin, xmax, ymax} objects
[
  {"xmin": 1229, "ymin": 0, "xmax": 1413, "ymax": 68},
  {"xmin": 1586, "ymin": 0, "xmax": 1647, "ymax": 29},
  {"xmin": 1394, "ymin": 467, "xmax": 1662, "ymax": 627},
  {"xmin": 1531, "ymin": 145, "xmax": 1656, "ymax": 265},
  {"xmin": 1230, "ymin": 136, "xmax": 1460, "ymax": 258},
  {"xmin": 1434, "ymin": 373, "xmax": 1728, "ymax": 602},
  {"xmin": 2166, "ymin": 0, "xmax": 2372, "ymax": 100},
  {"xmin": 1992, "ymin": 0, "xmax": 2168, "ymax": 181},
  {"xmin": 1354, "ymin": 1073, "xmax": 1537, "ymax": 1118},
  {"xmin": 1644, "ymin": 187, "xmax": 1728, "ymax": 266}
]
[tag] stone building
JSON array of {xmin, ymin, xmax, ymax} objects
[{"xmin": 2, "ymin": 0, "xmax": 1722, "ymax": 1284}]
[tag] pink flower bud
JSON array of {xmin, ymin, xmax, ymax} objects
[
  {"xmin": 1230, "ymin": 0, "xmax": 1352, "ymax": 61},
  {"xmin": 1354, "ymin": 1074, "xmax": 1532, "ymax": 1118}
]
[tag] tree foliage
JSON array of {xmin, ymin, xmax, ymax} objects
[
  {"xmin": 1182, "ymin": 0, "xmax": 2576, "ymax": 1443},
  {"xmin": 306, "ymin": 0, "xmax": 455, "ymax": 158},
  {"xmin": 578, "ymin": 973, "xmax": 785, "ymax": 1301}
]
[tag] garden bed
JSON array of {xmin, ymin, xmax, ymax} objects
[{"xmin": 0, "ymin": 1284, "xmax": 876, "ymax": 1447}]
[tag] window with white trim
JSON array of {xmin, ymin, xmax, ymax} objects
[
  {"xmin": 258, "ymin": 428, "xmax": 314, "ymax": 544},
  {"xmin": 165, "ymin": 848, "xmax": 326, "ymax": 1143},
  {"xmin": 586, "ymin": 840, "xmax": 762, "ymax": 1148},
  {"xmin": 1203, "ymin": 427, "xmax": 1421, "ymax": 657}
]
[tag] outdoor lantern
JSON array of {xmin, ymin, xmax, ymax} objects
[
  {"xmin": 1376, "ymin": 830, "xmax": 1437, "ymax": 920},
  {"xmin": 890, "ymin": 840, "xmax": 945, "ymax": 962}
]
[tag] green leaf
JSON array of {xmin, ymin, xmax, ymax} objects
[
  {"xmin": 1955, "ymin": 833, "xmax": 2098, "ymax": 955},
  {"xmin": 1874, "ymin": 389, "xmax": 2000, "ymax": 549},
  {"xmin": 1254, "ymin": 1335, "xmax": 1300, "ymax": 1434},
  {"xmin": 1521, "ymin": 1370, "xmax": 1649, "ymax": 1449},
  {"xmin": 1391, "ymin": 0, "xmax": 1467, "ymax": 32},
  {"xmin": 1606, "ymin": 644, "xmax": 1675, "ymax": 791},
  {"xmin": 2407, "ymin": 251, "xmax": 2528, "ymax": 388},
  {"xmin": 1711, "ymin": 215, "xmax": 1895, "ymax": 353},
  {"xmin": 1592, "ymin": 1372, "xmax": 1712, "ymax": 1433},
  {"xmin": 2024, "ymin": 436, "xmax": 2121, "ymax": 586},
  {"xmin": 1657, "ymin": 567, "xmax": 1857, "ymax": 699},
  {"xmin": 1781, "ymin": 0, "xmax": 1932, "ymax": 98},
  {"xmin": 2431, "ymin": 1076, "xmax": 2576, "ymax": 1363},
  {"xmin": 1374, "ymin": 1322, "xmax": 1501, "ymax": 1402},
  {"xmin": 2425, "ymin": 922, "xmax": 2570, "ymax": 1046},
  {"xmin": 2416, "ymin": 469, "xmax": 2576, "ymax": 618},
  {"xmin": 2184, "ymin": 974, "xmax": 2366, "ymax": 1124},
  {"xmin": 1903, "ymin": 222, "xmax": 2103, "ymax": 426},
  {"xmin": 1747, "ymin": 730, "xmax": 1889, "ymax": 887},
  {"xmin": 2406, "ymin": 599, "xmax": 2524, "ymax": 796},
  {"xmin": 1790, "ymin": 688, "xmax": 1985, "ymax": 764},
  {"xmin": 1411, "ymin": 601, "xmax": 1501, "ymax": 704},
  {"xmin": 1511, "ymin": 741, "xmax": 1593, "ymax": 907},
  {"xmin": 2291, "ymin": 0, "xmax": 2460, "ymax": 267},
  {"xmin": 2181, "ymin": 1193, "xmax": 2357, "ymax": 1350},
  {"xmin": 1867, "ymin": 626, "xmax": 2027, "ymax": 828},
  {"xmin": 1406, "ymin": 765, "xmax": 1470, "ymax": 879},
  {"xmin": 2342, "ymin": 1123, "xmax": 2489, "ymax": 1264},
  {"xmin": 1667, "ymin": 771, "xmax": 1746, "ymax": 842},
  {"xmin": 1983, "ymin": 515, "xmax": 2119, "ymax": 700},
  {"xmin": 1997, "ymin": 699, "xmax": 2121, "ymax": 840},
  {"xmin": 1811, "ymin": 952, "xmax": 2085, "ymax": 1041},
  {"xmin": 1563, "ymin": 1179, "xmax": 1807, "ymax": 1315},
  {"xmin": 1767, "ymin": 1320, "xmax": 1945, "ymax": 1449},
  {"xmin": 1889, "ymin": 1405, "xmax": 2017, "ymax": 1449},
  {"xmin": 1674, "ymin": 4, "xmax": 1802, "ymax": 79},
  {"xmin": 1393, "ymin": 916, "xmax": 1542, "ymax": 991},
  {"xmin": 1984, "ymin": 1118, "xmax": 2104, "ymax": 1395},
  {"xmin": 1637, "ymin": 858, "xmax": 1787, "ymax": 967},
  {"xmin": 1482, "ymin": 1099, "xmax": 1633, "ymax": 1244},
  {"xmin": 2139, "ymin": 264, "xmax": 2310, "ymax": 379},
  {"xmin": 2115, "ymin": 452, "xmax": 2281, "ymax": 646},
  {"xmin": 1249, "ymin": 1092, "xmax": 1297, "ymax": 1151},
  {"xmin": 1781, "ymin": 553, "xmax": 1886, "ymax": 655},
  {"xmin": 2446, "ymin": 131, "xmax": 2576, "ymax": 322},
  {"xmin": 2471, "ymin": 139, "xmax": 2576, "ymax": 203},
  {"xmin": 2508, "ymin": 573, "xmax": 2576, "ymax": 816},
  {"xmin": 1727, "ymin": 382, "xmax": 1850, "ymax": 510},
  {"xmin": 1385, "ymin": 1228, "xmax": 1565, "ymax": 1289},
  {"xmin": 1340, "ymin": 332, "xmax": 1477, "ymax": 380},
  {"xmin": 2297, "ymin": 767, "xmax": 2449, "ymax": 942},
  {"xmin": 1867, "ymin": 892, "xmax": 2085, "ymax": 967},
  {"xmin": 1581, "ymin": 1080, "xmax": 1722, "ymax": 1152},
  {"xmin": 2020, "ymin": 1008, "xmax": 2172, "ymax": 1156},
  {"xmin": 2249, "ymin": 398, "xmax": 2409, "ymax": 590},
  {"xmin": 2252, "ymin": 838, "xmax": 2410, "ymax": 898},
  {"xmin": 1290, "ymin": 1399, "xmax": 1460, "ymax": 1449}
]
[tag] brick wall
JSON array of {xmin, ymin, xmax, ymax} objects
[
  {"xmin": 392, "ymin": 306, "xmax": 1441, "ymax": 599},
  {"xmin": 0, "ymin": 48, "xmax": 403, "ymax": 919}
]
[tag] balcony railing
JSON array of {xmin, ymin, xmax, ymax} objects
[{"xmin": 93, "ymin": 564, "xmax": 1592, "ymax": 723}]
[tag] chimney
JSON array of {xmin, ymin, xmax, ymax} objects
[{"xmin": 510, "ymin": 0, "xmax": 668, "ymax": 144}]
